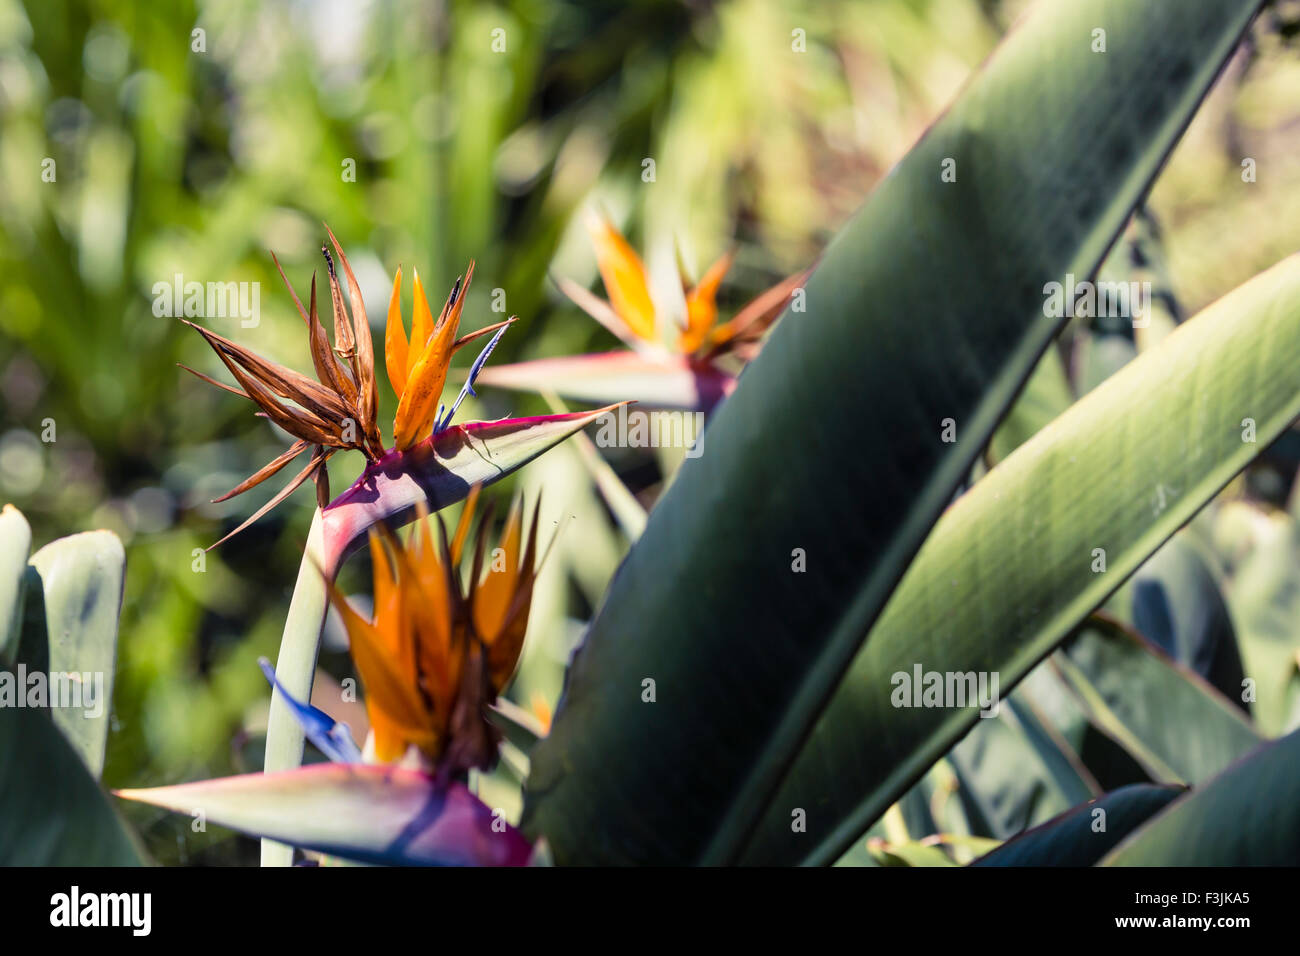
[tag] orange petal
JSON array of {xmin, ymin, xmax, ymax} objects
[
  {"xmin": 407, "ymin": 269, "xmax": 435, "ymax": 377},
  {"xmin": 327, "ymin": 578, "xmax": 431, "ymax": 740},
  {"xmin": 449, "ymin": 484, "xmax": 481, "ymax": 566},
  {"xmin": 484, "ymin": 498, "xmax": 541, "ymax": 690},
  {"xmin": 679, "ymin": 248, "xmax": 735, "ymax": 353},
  {"xmin": 391, "ymin": 288, "xmax": 467, "ymax": 449},
  {"xmin": 587, "ymin": 214, "xmax": 657, "ymax": 341},
  {"xmin": 707, "ymin": 267, "xmax": 809, "ymax": 354},
  {"xmin": 384, "ymin": 266, "xmax": 408, "ymax": 397},
  {"xmin": 473, "ymin": 493, "xmax": 522, "ymax": 644}
]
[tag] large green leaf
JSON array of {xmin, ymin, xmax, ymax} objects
[
  {"xmin": 1055, "ymin": 617, "xmax": 1259, "ymax": 785},
  {"xmin": 972, "ymin": 784, "xmax": 1182, "ymax": 867},
  {"xmin": 948, "ymin": 695, "xmax": 1098, "ymax": 839},
  {"xmin": 0, "ymin": 703, "xmax": 143, "ymax": 865},
  {"xmin": 987, "ymin": 345, "xmax": 1073, "ymax": 465},
  {"xmin": 742, "ymin": 254, "xmax": 1300, "ymax": 865},
  {"xmin": 1217, "ymin": 509, "xmax": 1300, "ymax": 734},
  {"xmin": 1128, "ymin": 535, "xmax": 1245, "ymax": 703},
  {"xmin": 1101, "ymin": 728, "xmax": 1300, "ymax": 865},
  {"xmin": 14, "ymin": 530, "xmax": 125, "ymax": 778},
  {"xmin": 0, "ymin": 505, "xmax": 31, "ymax": 661},
  {"xmin": 524, "ymin": 0, "xmax": 1264, "ymax": 865}
]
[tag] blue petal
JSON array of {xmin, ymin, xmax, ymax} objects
[
  {"xmin": 437, "ymin": 323, "xmax": 511, "ymax": 433},
  {"xmin": 259, "ymin": 657, "xmax": 363, "ymax": 764}
]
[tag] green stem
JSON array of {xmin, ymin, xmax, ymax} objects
[{"xmin": 260, "ymin": 509, "xmax": 329, "ymax": 866}]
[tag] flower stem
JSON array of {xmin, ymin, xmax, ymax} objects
[{"xmin": 260, "ymin": 509, "xmax": 329, "ymax": 867}]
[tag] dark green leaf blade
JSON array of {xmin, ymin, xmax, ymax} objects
[
  {"xmin": 0, "ymin": 703, "xmax": 144, "ymax": 865},
  {"xmin": 742, "ymin": 254, "xmax": 1300, "ymax": 865},
  {"xmin": 525, "ymin": 0, "xmax": 1266, "ymax": 865},
  {"xmin": 972, "ymin": 784, "xmax": 1183, "ymax": 867}
]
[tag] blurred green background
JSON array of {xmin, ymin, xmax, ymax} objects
[{"xmin": 1, "ymin": 0, "xmax": 1298, "ymax": 864}]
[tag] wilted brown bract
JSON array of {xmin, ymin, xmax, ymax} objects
[
  {"xmin": 181, "ymin": 231, "xmax": 389, "ymax": 548},
  {"xmin": 181, "ymin": 230, "xmax": 525, "ymax": 549}
]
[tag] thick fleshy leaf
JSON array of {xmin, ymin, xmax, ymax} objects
[
  {"xmin": 15, "ymin": 530, "xmax": 124, "ymax": 778},
  {"xmin": 1129, "ymin": 535, "xmax": 1245, "ymax": 704},
  {"xmin": 741, "ymin": 255, "xmax": 1300, "ymax": 865},
  {"xmin": 475, "ymin": 350, "xmax": 733, "ymax": 412},
  {"xmin": 947, "ymin": 695, "xmax": 1098, "ymax": 840},
  {"xmin": 1101, "ymin": 728, "xmax": 1300, "ymax": 865},
  {"xmin": 0, "ymin": 505, "xmax": 31, "ymax": 661},
  {"xmin": 116, "ymin": 765, "xmax": 531, "ymax": 866},
  {"xmin": 319, "ymin": 405, "xmax": 629, "ymax": 574},
  {"xmin": 523, "ymin": 0, "xmax": 1266, "ymax": 865},
  {"xmin": 971, "ymin": 784, "xmax": 1183, "ymax": 867},
  {"xmin": 1218, "ymin": 506, "xmax": 1300, "ymax": 734},
  {"xmin": 1056, "ymin": 618, "xmax": 1260, "ymax": 785},
  {"xmin": 0, "ymin": 700, "xmax": 144, "ymax": 864}
]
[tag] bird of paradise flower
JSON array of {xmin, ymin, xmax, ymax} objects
[
  {"xmin": 180, "ymin": 225, "xmax": 622, "ymax": 574},
  {"xmin": 473, "ymin": 213, "xmax": 810, "ymax": 412},
  {"xmin": 117, "ymin": 485, "xmax": 545, "ymax": 866}
]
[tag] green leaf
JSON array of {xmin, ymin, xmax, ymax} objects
[
  {"xmin": 15, "ymin": 530, "xmax": 125, "ymax": 778},
  {"xmin": 0, "ymin": 703, "xmax": 144, "ymax": 865},
  {"xmin": 742, "ymin": 254, "xmax": 1300, "ymax": 865},
  {"xmin": 1101, "ymin": 728, "xmax": 1300, "ymax": 865},
  {"xmin": 971, "ymin": 784, "xmax": 1183, "ymax": 867},
  {"xmin": 0, "ymin": 505, "xmax": 31, "ymax": 661},
  {"xmin": 1055, "ymin": 617, "xmax": 1259, "ymax": 786},
  {"xmin": 1129, "ymin": 535, "xmax": 1245, "ymax": 703},
  {"xmin": 117, "ymin": 766, "xmax": 533, "ymax": 867},
  {"xmin": 986, "ymin": 345, "xmax": 1073, "ymax": 465},
  {"xmin": 524, "ymin": 0, "xmax": 1266, "ymax": 865},
  {"xmin": 867, "ymin": 839, "xmax": 960, "ymax": 868},
  {"xmin": 489, "ymin": 698, "xmax": 548, "ymax": 754},
  {"xmin": 948, "ymin": 695, "xmax": 1098, "ymax": 839},
  {"xmin": 1216, "ymin": 508, "xmax": 1300, "ymax": 734}
]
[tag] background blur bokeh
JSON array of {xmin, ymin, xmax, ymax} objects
[{"xmin": 2, "ymin": 0, "xmax": 1299, "ymax": 864}]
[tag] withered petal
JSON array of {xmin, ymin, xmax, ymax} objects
[
  {"xmin": 325, "ymin": 225, "xmax": 381, "ymax": 452},
  {"xmin": 211, "ymin": 439, "xmax": 312, "ymax": 503},
  {"xmin": 207, "ymin": 446, "xmax": 332, "ymax": 551},
  {"xmin": 184, "ymin": 321, "xmax": 352, "ymax": 426},
  {"xmin": 177, "ymin": 362, "xmax": 249, "ymax": 400}
]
